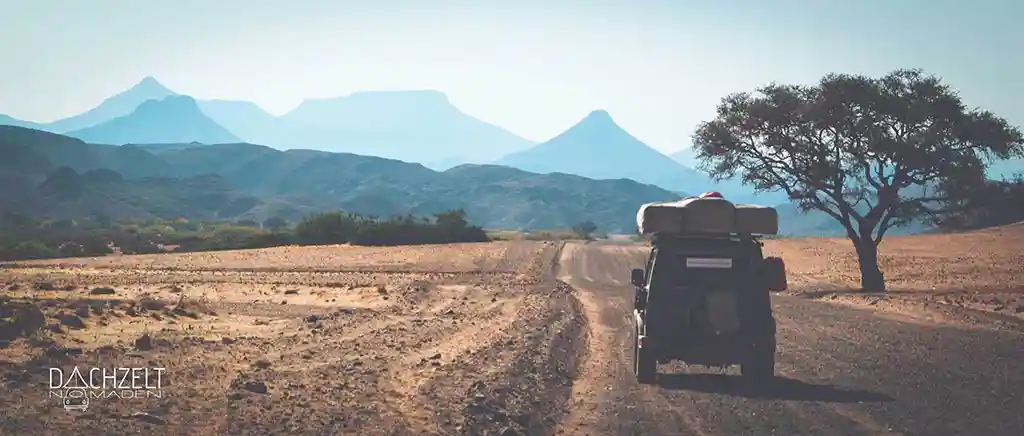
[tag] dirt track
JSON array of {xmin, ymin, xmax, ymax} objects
[
  {"xmin": 0, "ymin": 241, "xmax": 586, "ymax": 436},
  {"xmin": 2, "ymin": 234, "xmax": 1024, "ymax": 435},
  {"xmin": 556, "ymin": 241, "xmax": 1024, "ymax": 436}
]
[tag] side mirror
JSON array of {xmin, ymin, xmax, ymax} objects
[
  {"xmin": 630, "ymin": 268, "xmax": 645, "ymax": 286},
  {"xmin": 763, "ymin": 257, "xmax": 788, "ymax": 292}
]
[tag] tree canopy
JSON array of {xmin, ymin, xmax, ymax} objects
[{"xmin": 692, "ymin": 69, "xmax": 1024, "ymax": 292}]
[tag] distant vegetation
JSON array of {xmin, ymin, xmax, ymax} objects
[
  {"xmin": 571, "ymin": 221, "xmax": 599, "ymax": 240},
  {"xmin": 935, "ymin": 175, "xmax": 1024, "ymax": 231},
  {"xmin": 0, "ymin": 208, "xmax": 488, "ymax": 262}
]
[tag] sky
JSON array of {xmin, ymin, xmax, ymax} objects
[{"xmin": 1, "ymin": 0, "xmax": 1021, "ymax": 154}]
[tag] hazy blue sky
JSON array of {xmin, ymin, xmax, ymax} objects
[{"xmin": 1, "ymin": 0, "xmax": 1021, "ymax": 153}]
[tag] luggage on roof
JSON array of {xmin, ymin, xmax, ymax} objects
[{"xmin": 636, "ymin": 197, "xmax": 778, "ymax": 235}]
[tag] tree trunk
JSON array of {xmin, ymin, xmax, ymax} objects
[{"xmin": 853, "ymin": 238, "xmax": 886, "ymax": 292}]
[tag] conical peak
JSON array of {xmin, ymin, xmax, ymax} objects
[
  {"xmin": 583, "ymin": 109, "xmax": 613, "ymax": 123},
  {"xmin": 568, "ymin": 109, "xmax": 622, "ymax": 132}
]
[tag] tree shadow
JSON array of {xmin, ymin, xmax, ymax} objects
[{"xmin": 655, "ymin": 373, "xmax": 894, "ymax": 403}]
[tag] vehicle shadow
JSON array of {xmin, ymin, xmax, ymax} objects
[{"xmin": 655, "ymin": 373, "xmax": 894, "ymax": 403}]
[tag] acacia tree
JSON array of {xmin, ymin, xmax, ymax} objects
[{"xmin": 692, "ymin": 69, "xmax": 1024, "ymax": 292}]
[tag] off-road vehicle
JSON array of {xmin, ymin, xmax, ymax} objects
[{"xmin": 630, "ymin": 195, "xmax": 787, "ymax": 384}]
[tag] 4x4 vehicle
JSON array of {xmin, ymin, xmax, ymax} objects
[{"xmin": 630, "ymin": 196, "xmax": 787, "ymax": 384}]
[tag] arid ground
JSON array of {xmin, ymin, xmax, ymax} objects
[
  {"xmin": 2, "ymin": 225, "xmax": 1024, "ymax": 435},
  {"xmin": 0, "ymin": 241, "xmax": 585, "ymax": 435}
]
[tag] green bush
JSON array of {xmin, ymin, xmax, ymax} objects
[
  {"xmin": 0, "ymin": 208, "xmax": 490, "ymax": 261},
  {"xmin": 294, "ymin": 209, "xmax": 488, "ymax": 246}
]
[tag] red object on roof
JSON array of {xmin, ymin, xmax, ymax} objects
[{"xmin": 699, "ymin": 191, "xmax": 724, "ymax": 198}]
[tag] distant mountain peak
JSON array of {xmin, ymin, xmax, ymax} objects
[
  {"xmin": 64, "ymin": 93, "xmax": 240, "ymax": 145},
  {"xmin": 45, "ymin": 76, "xmax": 178, "ymax": 133},
  {"xmin": 585, "ymin": 109, "xmax": 612, "ymax": 121},
  {"xmin": 573, "ymin": 109, "xmax": 619, "ymax": 130},
  {"xmin": 124, "ymin": 76, "xmax": 175, "ymax": 97}
]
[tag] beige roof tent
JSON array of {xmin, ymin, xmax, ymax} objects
[{"xmin": 636, "ymin": 197, "xmax": 779, "ymax": 235}]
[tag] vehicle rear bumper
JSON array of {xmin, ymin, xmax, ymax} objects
[{"xmin": 640, "ymin": 332, "xmax": 774, "ymax": 365}]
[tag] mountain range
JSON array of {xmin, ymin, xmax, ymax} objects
[
  {"xmin": 0, "ymin": 77, "xmax": 786, "ymax": 201},
  {"xmin": 67, "ymin": 96, "xmax": 241, "ymax": 145},
  {"xmin": 0, "ymin": 77, "xmax": 536, "ymax": 169},
  {"xmin": 2, "ymin": 76, "xmax": 1014, "ymax": 236},
  {"xmin": 0, "ymin": 125, "xmax": 681, "ymax": 232}
]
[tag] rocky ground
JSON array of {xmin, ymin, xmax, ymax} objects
[{"xmin": 0, "ymin": 240, "xmax": 586, "ymax": 436}]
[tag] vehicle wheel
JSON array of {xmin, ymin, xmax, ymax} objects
[
  {"xmin": 740, "ymin": 341, "xmax": 775, "ymax": 381},
  {"xmin": 633, "ymin": 324, "xmax": 657, "ymax": 384}
]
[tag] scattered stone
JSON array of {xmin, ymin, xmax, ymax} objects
[
  {"xmin": 44, "ymin": 345, "xmax": 83, "ymax": 358},
  {"xmin": 139, "ymin": 297, "xmax": 167, "ymax": 311},
  {"xmin": 7, "ymin": 283, "xmax": 19, "ymax": 291},
  {"xmin": 135, "ymin": 333, "xmax": 153, "ymax": 351},
  {"xmin": 429, "ymin": 353, "xmax": 442, "ymax": 360},
  {"xmin": 243, "ymin": 381, "xmax": 268, "ymax": 394},
  {"xmin": 221, "ymin": 337, "xmax": 235, "ymax": 345},
  {"xmin": 46, "ymin": 323, "xmax": 64, "ymax": 334},
  {"xmin": 431, "ymin": 361, "xmax": 441, "ymax": 367},
  {"xmin": 281, "ymin": 301, "xmax": 288, "ymax": 305},
  {"xmin": 89, "ymin": 287, "xmax": 116, "ymax": 295},
  {"xmin": 252, "ymin": 358, "xmax": 272, "ymax": 369},
  {"xmin": 95, "ymin": 345, "xmax": 120, "ymax": 355},
  {"xmin": 227, "ymin": 392, "xmax": 244, "ymax": 401},
  {"xmin": 35, "ymin": 282, "xmax": 56, "ymax": 291},
  {"xmin": 284, "ymin": 289, "xmax": 299, "ymax": 295},
  {"xmin": 132, "ymin": 411, "xmax": 167, "ymax": 425},
  {"xmin": 74, "ymin": 306, "xmax": 91, "ymax": 318},
  {"xmin": 171, "ymin": 307, "xmax": 199, "ymax": 319},
  {"xmin": 377, "ymin": 286, "xmax": 388, "ymax": 294},
  {"xmin": 59, "ymin": 314, "xmax": 86, "ymax": 330},
  {"xmin": 491, "ymin": 297, "xmax": 497, "ymax": 303},
  {"xmin": 304, "ymin": 315, "xmax": 321, "ymax": 323}
]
